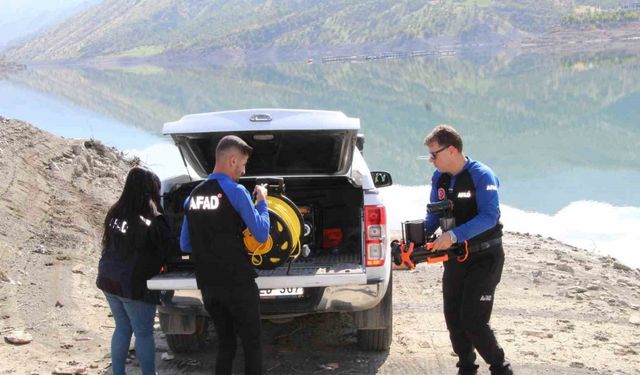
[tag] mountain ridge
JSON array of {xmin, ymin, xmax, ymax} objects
[{"xmin": 4, "ymin": 0, "xmax": 639, "ymax": 63}]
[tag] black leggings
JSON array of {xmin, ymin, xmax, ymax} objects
[
  {"xmin": 202, "ymin": 282, "xmax": 262, "ymax": 375},
  {"xmin": 442, "ymin": 244, "xmax": 509, "ymax": 374}
]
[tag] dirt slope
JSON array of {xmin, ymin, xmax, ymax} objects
[
  {"xmin": 1, "ymin": 117, "xmax": 639, "ymax": 374},
  {"xmin": 0, "ymin": 117, "xmax": 134, "ymax": 374}
]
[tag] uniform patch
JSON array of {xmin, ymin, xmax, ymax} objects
[
  {"xmin": 457, "ymin": 190, "xmax": 472, "ymax": 198},
  {"xmin": 438, "ymin": 187, "xmax": 446, "ymax": 201},
  {"xmin": 110, "ymin": 218, "xmax": 128, "ymax": 234},
  {"xmin": 139, "ymin": 215, "xmax": 151, "ymax": 226},
  {"xmin": 480, "ymin": 294, "xmax": 493, "ymax": 302},
  {"xmin": 189, "ymin": 195, "xmax": 220, "ymax": 210},
  {"xmin": 486, "ymin": 184, "xmax": 497, "ymax": 191}
]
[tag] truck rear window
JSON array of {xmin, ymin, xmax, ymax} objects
[{"xmin": 178, "ymin": 130, "xmax": 356, "ymax": 176}]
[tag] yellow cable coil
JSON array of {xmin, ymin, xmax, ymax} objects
[{"xmin": 243, "ymin": 195, "xmax": 302, "ymax": 269}]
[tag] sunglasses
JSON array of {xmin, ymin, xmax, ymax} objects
[{"xmin": 428, "ymin": 145, "xmax": 449, "ymax": 160}]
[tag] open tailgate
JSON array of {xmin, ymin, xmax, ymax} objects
[{"xmin": 148, "ymin": 254, "xmax": 366, "ymax": 290}]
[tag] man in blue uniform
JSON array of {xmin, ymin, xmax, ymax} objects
[
  {"xmin": 180, "ymin": 135, "xmax": 270, "ymax": 375},
  {"xmin": 424, "ymin": 125, "xmax": 513, "ymax": 375}
]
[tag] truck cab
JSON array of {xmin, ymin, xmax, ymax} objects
[{"xmin": 148, "ymin": 109, "xmax": 393, "ymax": 352}]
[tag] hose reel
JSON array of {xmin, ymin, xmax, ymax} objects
[{"xmin": 243, "ymin": 190, "xmax": 303, "ymax": 270}]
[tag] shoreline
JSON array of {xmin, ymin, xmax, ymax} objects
[{"xmin": 2, "ymin": 23, "xmax": 639, "ymax": 69}]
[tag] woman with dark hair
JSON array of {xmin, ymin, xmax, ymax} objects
[{"xmin": 97, "ymin": 166, "xmax": 177, "ymax": 375}]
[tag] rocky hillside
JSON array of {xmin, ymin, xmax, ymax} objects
[
  {"xmin": 0, "ymin": 117, "xmax": 135, "ymax": 374},
  {"xmin": 4, "ymin": 0, "xmax": 639, "ymax": 62}
]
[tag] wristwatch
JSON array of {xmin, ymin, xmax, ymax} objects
[{"xmin": 447, "ymin": 231, "xmax": 457, "ymax": 244}]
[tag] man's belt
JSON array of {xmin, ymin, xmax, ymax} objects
[{"xmin": 465, "ymin": 237, "xmax": 502, "ymax": 253}]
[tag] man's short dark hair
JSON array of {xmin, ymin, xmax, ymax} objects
[
  {"xmin": 424, "ymin": 125, "xmax": 463, "ymax": 152},
  {"xmin": 215, "ymin": 135, "xmax": 253, "ymax": 159}
]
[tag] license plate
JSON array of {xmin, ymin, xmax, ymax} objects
[{"xmin": 259, "ymin": 287, "xmax": 304, "ymax": 298}]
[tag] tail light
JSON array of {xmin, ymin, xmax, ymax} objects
[{"xmin": 364, "ymin": 205, "xmax": 386, "ymax": 267}]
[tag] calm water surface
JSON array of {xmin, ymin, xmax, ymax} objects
[{"xmin": 2, "ymin": 51, "xmax": 639, "ymax": 266}]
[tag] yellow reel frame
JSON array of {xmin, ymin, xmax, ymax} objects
[{"xmin": 243, "ymin": 194, "xmax": 303, "ymax": 269}]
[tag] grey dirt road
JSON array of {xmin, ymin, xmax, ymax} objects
[{"xmin": 115, "ymin": 256, "xmax": 613, "ymax": 375}]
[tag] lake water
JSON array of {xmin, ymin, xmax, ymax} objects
[{"xmin": 2, "ymin": 50, "xmax": 639, "ymax": 267}]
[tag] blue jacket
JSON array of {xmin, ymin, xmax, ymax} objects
[{"xmin": 425, "ymin": 157, "xmax": 502, "ymax": 244}]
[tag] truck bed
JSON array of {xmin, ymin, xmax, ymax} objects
[{"xmin": 148, "ymin": 253, "xmax": 366, "ymax": 290}]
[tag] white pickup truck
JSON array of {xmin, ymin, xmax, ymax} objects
[{"xmin": 148, "ymin": 109, "xmax": 393, "ymax": 352}]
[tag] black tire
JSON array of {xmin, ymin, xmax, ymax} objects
[
  {"xmin": 165, "ymin": 317, "xmax": 209, "ymax": 353},
  {"xmin": 357, "ymin": 274, "xmax": 393, "ymax": 351}
]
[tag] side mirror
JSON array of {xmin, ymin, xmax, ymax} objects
[
  {"xmin": 371, "ymin": 171, "xmax": 393, "ymax": 188},
  {"xmin": 356, "ymin": 134, "xmax": 365, "ymax": 152}
]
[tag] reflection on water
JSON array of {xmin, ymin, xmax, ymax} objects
[
  {"xmin": 0, "ymin": 82, "xmax": 160, "ymax": 149},
  {"xmin": 2, "ymin": 50, "xmax": 640, "ymax": 216}
]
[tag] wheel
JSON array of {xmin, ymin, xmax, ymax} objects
[
  {"xmin": 357, "ymin": 274, "xmax": 393, "ymax": 351},
  {"xmin": 165, "ymin": 317, "xmax": 209, "ymax": 353},
  {"xmin": 357, "ymin": 325, "xmax": 391, "ymax": 351}
]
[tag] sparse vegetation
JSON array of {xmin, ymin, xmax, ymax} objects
[
  {"xmin": 562, "ymin": 9, "xmax": 640, "ymax": 27},
  {"xmin": 4, "ymin": 0, "xmax": 639, "ymax": 62},
  {"xmin": 112, "ymin": 45, "xmax": 166, "ymax": 58}
]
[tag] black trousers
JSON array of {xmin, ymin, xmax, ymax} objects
[
  {"xmin": 202, "ymin": 282, "xmax": 262, "ymax": 375},
  {"xmin": 442, "ymin": 244, "xmax": 510, "ymax": 375}
]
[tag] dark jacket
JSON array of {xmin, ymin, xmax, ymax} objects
[
  {"xmin": 96, "ymin": 214, "xmax": 176, "ymax": 304},
  {"xmin": 184, "ymin": 176, "xmax": 269, "ymax": 287}
]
